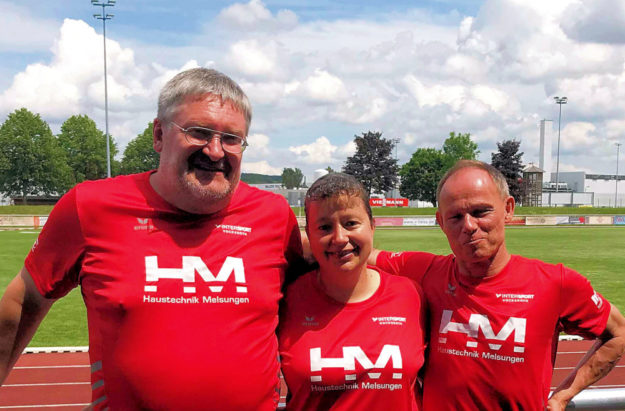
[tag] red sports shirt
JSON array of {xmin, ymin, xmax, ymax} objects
[
  {"xmin": 278, "ymin": 269, "xmax": 425, "ymax": 410},
  {"xmin": 25, "ymin": 172, "xmax": 303, "ymax": 410},
  {"xmin": 377, "ymin": 251, "xmax": 610, "ymax": 411}
]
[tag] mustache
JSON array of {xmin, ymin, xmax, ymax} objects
[{"xmin": 188, "ymin": 151, "xmax": 230, "ymax": 173}]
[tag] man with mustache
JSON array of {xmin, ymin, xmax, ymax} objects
[
  {"xmin": 0, "ymin": 68, "xmax": 303, "ymax": 410},
  {"xmin": 370, "ymin": 160, "xmax": 625, "ymax": 410}
]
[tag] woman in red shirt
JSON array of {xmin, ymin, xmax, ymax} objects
[{"xmin": 279, "ymin": 173, "xmax": 426, "ymax": 410}]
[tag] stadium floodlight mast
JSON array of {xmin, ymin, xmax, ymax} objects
[
  {"xmin": 554, "ymin": 96, "xmax": 567, "ymax": 194},
  {"xmin": 392, "ymin": 138, "xmax": 400, "ymax": 198},
  {"xmin": 617, "ymin": 142, "xmax": 622, "ymax": 207},
  {"xmin": 92, "ymin": 0, "xmax": 115, "ymax": 178}
]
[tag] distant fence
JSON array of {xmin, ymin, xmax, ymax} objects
[
  {"xmin": 3, "ymin": 215, "xmax": 625, "ymax": 230},
  {"xmin": 563, "ymin": 388, "xmax": 625, "ymax": 409}
]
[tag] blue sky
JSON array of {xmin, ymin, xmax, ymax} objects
[{"xmin": 1, "ymin": 0, "xmax": 624, "ymax": 180}]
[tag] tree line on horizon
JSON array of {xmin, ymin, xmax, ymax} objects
[
  {"xmin": 0, "ymin": 107, "xmax": 524, "ymax": 205},
  {"xmin": 284, "ymin": 131, "xmax": 523, "ymax": 206}
]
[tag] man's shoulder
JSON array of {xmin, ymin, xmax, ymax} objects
[
  {"xmin": 74, "ymin": 172, "xmax": 149, "ymax": 198},
  {"xmin": 511, "ymin": 254, "xmax": 564, "ymax": 273},
  {"xmin": 233, "ymin": 182, "xmax": 292, "ymax": 210}
]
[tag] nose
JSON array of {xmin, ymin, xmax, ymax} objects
[
  {"xmin": 330, "ymin": 225, "xmax": 349, "ymax": 245},
  {"xmin": 462, "ymin": 214, "xmax": 478, "ymax": 233},
  {"xmin": 202, "ymin": 135, "xmax": 225, "ymax": 161}
]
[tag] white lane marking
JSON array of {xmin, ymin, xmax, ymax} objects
[
  {"xmin": 554, "ymin": 365, "xmax": 625, "ymax": 370},
  {"xmin": 14, "ymin": 365, "xmax": 89, "ymax": 369},
  {"xmin": 3, "ymin": 382, "xmax": 90, "ymax": 387},
  {"xmin": 0, "ymin": 404, "xmax": 89, "ymax": 409}
]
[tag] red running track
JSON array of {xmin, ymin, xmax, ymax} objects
[{"xmin": 0, "ymin": 340, "xmax": 623, "ymax": 409}]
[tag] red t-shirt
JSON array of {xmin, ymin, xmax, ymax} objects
[
  {"xmin": 25, "ymin": 172, "xmax": 303, "ymax": 411},
  {"xmin": 376, "ymin": 251, "xmax": 610, "ymax": 411},
  {"xmin": 278, "ymin": 268, "xmax": 425, "ymax": 411}
]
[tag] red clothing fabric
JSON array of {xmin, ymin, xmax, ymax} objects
[
  {"xmin": 278, "ymin": 269, "xmax": 425, "ymax": 411},
  {"xmin": 377, "ymin": 251, "xmax": 611, "ymax": 411},
  {"xmin": 25, "ymin": 172, "xmax": 303, "ymax": 411}
]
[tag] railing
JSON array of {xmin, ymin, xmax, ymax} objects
[{"xmin": 565, "ymin": 388, "xmax": 625, "ymax": 409}]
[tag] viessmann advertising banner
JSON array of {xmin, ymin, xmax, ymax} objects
[{"xmin": 369, "ymin": 198, "xmax": 409, "ymax": 207}]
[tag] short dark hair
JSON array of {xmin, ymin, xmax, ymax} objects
[
  {"xmin": 436, "ymin": 159, "xmax": 510, "ymax": 203},
  {"xmin": 305, "ymin": 173, "xmax": 372, "ymax": 222}
]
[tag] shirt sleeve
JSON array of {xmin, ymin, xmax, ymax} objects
[
  {"xmin": 282, "ymin": 205, "xmax": 307, "ymax": 286},
  {"xmin": 376, "ymin": 250, "xmax": 437, "ymax": 284},
  {"xmin": 24, "ymin": 187, "xmax": 86, "ymax": 299},
  {"xmin": 559, "ymin": 265, "xmax": 611, "ymax": 339}
]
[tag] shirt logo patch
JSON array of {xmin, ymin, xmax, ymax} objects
[
  {"xmin": 215, "ymin": 224, "xmax": 252, "ymax": 236},
  {"xmin": 446, "ymin": 283, "xmax": 456, "ymax": 296},
  {"xmin": 495, "ymin": 293, "xmax": 534, "ymax": 303},
  {"xmin": 134, "ymin": 218, "xmax": 154, "ymax": 231},
  {"xmin": 302, "ymin": 316, "xmax": 319, "ymax": 327},
  {"xmin": 591, "ymin": 291, "xmax": 603, "ymax": 309},
  {"xmin": 372, "ymin": 316, "xmax": 406, "ymax": 326}
]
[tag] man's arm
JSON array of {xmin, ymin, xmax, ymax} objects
[
  {"xmin": 0, "ymin": 267, "xmax": 54, "ymax": 384},
  {"xmin": 548, "ymin": 303, "xmax": 625, "ymax": 410}
]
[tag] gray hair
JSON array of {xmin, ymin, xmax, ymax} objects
[
  {"xmin": 157, "ymin": 68, "xmax": 252, "ymax": 133},
  {"xmin": 436, "ymin": 159, "xmax": 510, "ymax": 203},
  {"xmin": 305, "ymin": 173, "xmax": 373, "ymax": 223}
]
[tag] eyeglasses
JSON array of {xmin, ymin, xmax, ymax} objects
[{"xmin": 170, "ymin": 121, "xmax": 248, "ymax": 154}]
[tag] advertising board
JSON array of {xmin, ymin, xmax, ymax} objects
[
  {"xmin": 402, "ymin": 217, "xmax": 437, "ymax": 227},
  {"xmin": 587, "ymin": 216, "xmax": 613, "ymax": 225},
  {"xmin": 374, "ymin": 217, "xmax": 404, "ymax": 227},
  {"xmin": 525, "ymin": 216, "xmax": 558, "ymax": 226}
]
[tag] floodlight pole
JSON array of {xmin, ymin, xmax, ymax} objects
[
  {"xmin": 554, "ymin": 96, "xmax": 567, "ymax": 194},
  {"xmin": 92, "ymin": 0, "xmax": 115, "ymax": 178},
  {"xmin": 617, "ymin": 142, "xmax": 622, "ymax": 207},
  {"xmin": 392, "ymin": 138, "xmax": 400, "ymax": 198}
]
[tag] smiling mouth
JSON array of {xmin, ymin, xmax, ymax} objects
[{"xmin": 326, "ymin": 246, "xmax": 360, "ymax": 260}]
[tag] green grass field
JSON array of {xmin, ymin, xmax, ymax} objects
[{"xmin": 1, "ymin": 225, "xmax": 623, "ymax": 347}]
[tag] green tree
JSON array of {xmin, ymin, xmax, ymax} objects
[
  {"xmin": 399, "ymin": 148, "xmax": 446, "ymax": 206},
  {"xmin": 399, "ymin": 132, "xmax": 480, "ymax": 206},
  {"xmin": 491, "ymin": 139, "xmax": 524, "ymax": 202},
  {"xmin": 325, "ymin": 166, "xmax": 335, "ymax": 174},
  {"xmin": 58, "ymin": 114, "xmax": 118, "ymax": 182},
  {"xmin": 342, "ymin": 131, "xmax": 398, "ymax": 196},
  {"xmin": 121, "ymin": 122, "xmax": 160, "ymax": 174},
  {"xmin": 442, "ymin": 131, "xmax": 480, "ymax": 167},
  {"xmin": 0, "ymin": 108, "xmax": 73, "ymax": 202},
  {"xmin": 281, "ymin": 167, "xmax": 304, "ymax": 189}
]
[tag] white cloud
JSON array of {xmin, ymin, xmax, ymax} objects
[
  {"xmin": 561, "ymin": 0, "xmax": 625, "ymax": 44},
  {"xmin": 246, "ymin": 132, "xmax": 271, "ymax": 156},
  {"xmin": 299, "ymin": 69, "xmax": 349, "ymax": 103},
  {"xmin": 217, "ymin": 0, "xmax": 297, "ymax": 31},
  {"xmin": 225, "ymin": 39, "xmax": 282, "ymax": 78},
  {"xmin": 289, "ymin": 136, "xmax": 338, "ymax": 164},
  {"xmin": 242, "ymin": 160, "xmax": 282, "ymax": 175}
]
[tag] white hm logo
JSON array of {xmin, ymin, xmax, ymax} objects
[
  {"xmin": 439, "ymin": 310, "xmax": 526, "ymax": 353},
  {"xmin": 309, "ymin": 345, "xmax": 403, "ymax": 382},
  {"xmin": 144, "ymin": 256, "xmax": 246, "ymax": 294}
]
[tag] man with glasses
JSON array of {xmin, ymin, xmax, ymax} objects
[{"xmin": 0, "ymin": 68, "xmax": 303, "ymax": 410}]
